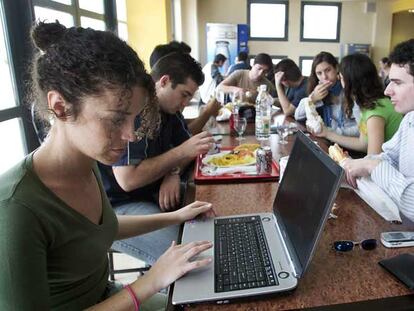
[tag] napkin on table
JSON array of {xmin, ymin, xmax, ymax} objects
[{"xmin": 201, "ymin": 165, "xmax": 257, "ymax": 176}]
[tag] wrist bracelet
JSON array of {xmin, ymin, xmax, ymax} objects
[{"xmin": 124, "ymin": 284, "xmax": 140, "ymax": 311}]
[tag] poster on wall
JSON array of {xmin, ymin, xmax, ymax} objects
[
  {"xmin": 340, "ymin": 43, "xmax": 371, "ymax": 59},
  {"xmin": 206, "ymin": 23, "xmax": 248, "ymax": 74}
]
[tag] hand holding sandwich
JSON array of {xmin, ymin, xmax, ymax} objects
[{"xmin": 328, "ymin": 144, "xmax": 379, "ymax": 188}]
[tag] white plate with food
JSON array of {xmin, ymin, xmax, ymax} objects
[{"xmin": 202, "ymin": 144, "xmax": 260, "ymax": 168}]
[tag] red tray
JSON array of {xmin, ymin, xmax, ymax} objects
[{"xmin": 194, "ymin": 147, "xmax": 279, "ymax": 184}]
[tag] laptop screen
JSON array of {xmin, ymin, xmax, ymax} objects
[{"xmin": 273, "ymin": 131, "xmax": 343, "ymax": 277}]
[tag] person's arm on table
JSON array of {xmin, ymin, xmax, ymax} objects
[
  {"xmin": 113, "ymin": 131, "xmax": 213, "ymax": 191},
  {"xmin": 370, "ymin": 160, "xmax": 414, "ymax": 222},
  {"xmin": 342, "ymin": 157, "xmax": 381, "ymax": 188},
  {"xmin": 275, "ymin": 72, "xmax": 296, "ymax": 116},
  {"xmin": 342, "ymin": 113, "xmax": 404, "ymax": 188},
  {"xmin": 116, "ymin": 200, "xmax": 214, "ymax": 239},
  {"xmin": 90, "ymin": 200, "xmax": 214, "ymax": 310},
  {"xmin": 87, "ymin": 239, "xmax": 213, "ymax": 311},
  {"xmin": 370, "ymin": 119, "xmax": 414, "ymax": 222},
  {"xmin": 216, "ymin": 71, "xmax": 246, "ymax": 96},
  {"xmin": 312, "ymin": 125, "xmax": 366, "ymax": 152},
  {"xmin": 312, "ymin": 115, "xmax": 385, "ymax": 155},
  {"xmin": 158, "ymin": 172, "xmax": 181, "ymax": 212}
]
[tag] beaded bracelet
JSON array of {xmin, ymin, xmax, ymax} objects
[{"xmin": 124, "ymin": 284, "xmax": 140, "ymax": 311}]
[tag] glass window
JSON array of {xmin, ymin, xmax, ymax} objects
[
  {"xmin": 34, "ymin": 6, "xmax": 74, "ymax": 27},
  {"xmin": 272, "ymin": 58, "xmax": 284, "ymax": 65},
  {"xmin": 51, "ymin": 0, "xmax": 72, "ymax": 5},
  {"xmin": 116, "ymin": 0, "xmax": 128, "ymax": 40},
  {"xmin": 79, "ymin": 0, "xmax": 104, "ymax": 14},
  {"xmin": 0, "ymin": 118, "xmax": 26, "ymax": 174},
  {"xmin": 0, "ymin": 11, "xmax": 16, "ymax": 110},
  {"xmin": 116, "ymin": 0, "xmax": 127, "ymax": 22},
  {"xmin": 172, "ymin": 0, "xmax": 182, "ymax": 41},
  {"xmin": 301, "ymin": 2, "xmax": 341, "ymax": 42},
  {"xmin": 248, "ymin": 1, "xmax": 288, "ymax": 40},
  {"xmin": 80, "ymin": 16, "xmax": 105, "ymax": 30},
  {"xmin": 300, "ymin": 58, "xmax": 313, "ymax": 77},
  {"xmin": 117, "ymin": 22, "xmax": 128, "ymax": 41}
]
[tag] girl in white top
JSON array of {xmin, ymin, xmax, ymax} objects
[{"xmin": 295, "ymin": 51, "xmax": 360, "ymax": 137}]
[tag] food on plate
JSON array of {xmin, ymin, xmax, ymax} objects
[
  {"xmin": 233, "ymin": 143, "xmax": 260, "ymax": 153},
  {"xmin": 206, "ymin": 149, "xmax": 256, "ymax": 167},
  {"xmin": 328, "ymin": 143, "xmax": 346, "ymax": 163},
  {"xmin": 305, "ymin": 99, "xmax": 324, "ymax": 134}
]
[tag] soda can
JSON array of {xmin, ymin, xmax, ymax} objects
[{"xmin": 256, "ymin": 146, "xmax": 272, "ymax": 174}]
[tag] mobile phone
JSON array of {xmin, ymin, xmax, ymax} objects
[{"xmin": 380, "ymin": 231, "xmax": 414, "ymax": 248}]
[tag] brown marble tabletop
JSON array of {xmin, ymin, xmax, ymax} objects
[{"xmin": 171, "ymin": 119, "xmax": 414, "ymax": 311}]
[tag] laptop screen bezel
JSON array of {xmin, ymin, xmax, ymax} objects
[{"xmin": 272, "ymin": 131, "xmax": 343, "ymax": 278}]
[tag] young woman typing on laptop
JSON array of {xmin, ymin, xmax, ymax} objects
[{"xmin": 0, "ymin": 22, "xmax": 213, "ymax": 310}]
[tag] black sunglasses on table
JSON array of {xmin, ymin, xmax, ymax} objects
[{"xmin": 333, "ymin": 239, "xmax": 378, "ymax": 252}]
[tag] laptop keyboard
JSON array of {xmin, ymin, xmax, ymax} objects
[{"xmin": 214, "ymin": 216, "xmax": 279, "ymax": 292}]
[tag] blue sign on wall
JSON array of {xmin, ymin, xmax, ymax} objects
[{"xmin": 237, "ymin": 24, "xmax": 249, "ymax": 54}]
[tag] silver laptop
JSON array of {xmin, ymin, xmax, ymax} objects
[{"xmin": 172, "ymin": 131, "xmax": 343, "ymax": 305}]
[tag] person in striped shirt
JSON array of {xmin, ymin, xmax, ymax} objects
[{"xmin": 342, "ymin": 39, "xmax": 414, "ymax": 223}]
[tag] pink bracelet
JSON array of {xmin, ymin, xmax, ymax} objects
[{"xmin": 124, "ymin": 284, "xmax": 140, "ymax": 311}]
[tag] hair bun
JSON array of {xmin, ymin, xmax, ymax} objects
[{"xmin": 31, "ymin": 21, "xmax": 67, "ymax": 51}]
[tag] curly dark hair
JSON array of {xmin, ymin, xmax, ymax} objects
[
  {"xmin": 340, "ymin": 53, "xmax": 385, "ymax": 117},
  {"xmin": 307, "ymin": 51, "xmax": 338, "ymax": 95},
  {"xmin": 29, "ymin": 21, "xmax": 159, "ymax": 139},
  {"xmin": 389, "ymin": 39, "xmax": 414, "ymax": 77},
  {"xmin": 151, "ymin": 52, "xmax": 204, "ymax": 87}
]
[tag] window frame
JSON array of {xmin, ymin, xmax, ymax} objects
[
  {"xmin": 300, "ymin": 1, "xmax": 342, "ymax": 43},
  {"xmin": 32, "ymin": 0, "xmax": 117, "ymax": 32},
  {"xmin": 247, "ymin": 0, "xmax": 289, "ymax": 41},
  {"xmin": 249, "ymin": 54, "xmax": 288, "ymax": 67},
  {"xmin": 0, "ymin": 0, "xmax": 38, "ymax": 152},
  {"xmin": 0, "ymin": 0, "xmax": 119, "ymax": 160}
]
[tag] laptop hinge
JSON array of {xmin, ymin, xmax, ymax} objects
[{"xmin": 273, "ymin": 213, "xmax": 302, "ymax": 278}]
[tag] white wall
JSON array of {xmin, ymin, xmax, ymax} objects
[
  {"xmin": 186, "ymin": 0, "xmax": 393, "ymax": 67},
  {"xmin": 180, "ymin": 0, "xmax": 200, "ymax": 60}
]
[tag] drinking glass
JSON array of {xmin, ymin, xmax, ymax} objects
[
  {"xmin": 277, "ymin": 125, "xmax": 289, "ymax": 145},
  {"xmin": 234, "ymin": 117, "xmax": 247, "ymax": 142}
]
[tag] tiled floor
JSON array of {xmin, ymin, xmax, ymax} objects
[{"xmin": 111, "ymin": 252, "xmax": 148, "ymax": 284}]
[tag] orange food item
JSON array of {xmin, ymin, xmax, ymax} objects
[{"xmin": 233, "ymin": 143, "xmax": 260, "ymax": 153}]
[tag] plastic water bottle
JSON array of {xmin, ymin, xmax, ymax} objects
[{"xmin": 255, "ymin": 84, "xmax": 272, "ymax": 140}]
